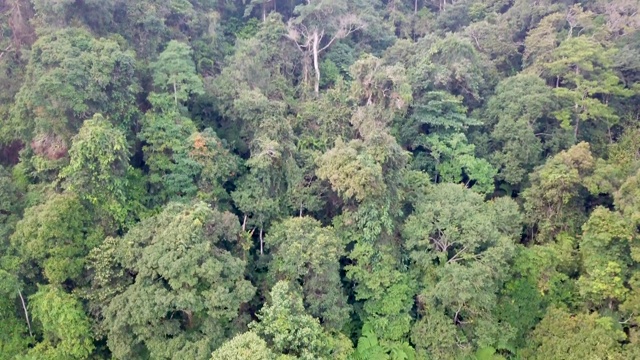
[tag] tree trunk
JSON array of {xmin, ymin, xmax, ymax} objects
[
  {"xmin": 312, "ymin": 30, "xmax": 320, "ymax": 94},
  {"xmin": 415, "ymin": 0, "xmax": 418, "ymax": 14},
  {"xmin": 173, "ymin": 80, "xmax": 178, "ymax": 106},
  {"xmin": 259, "ymin": 227, "xmax": 264, "ymax": 255},
  {"xmin": 301, "ymin": 54, "xmax": 311, "ymax": 91},
  {"xmin": 18, "ymin": 290, "xmax": 32, "ymax": 337}
]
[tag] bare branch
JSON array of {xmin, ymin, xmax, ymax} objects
[
  {"xmin": 318, "ymin": 14, "xmax": 366, "ymax": 53},
  {"xmin": 0, "ymin": 44, "xmax": 12, "ymax": 61}
]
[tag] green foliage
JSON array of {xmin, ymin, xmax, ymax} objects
[
  {"xmin": 266, "ymin": 217, "xmax": 350, "ymax": 330},
  {"xmin": 404, "ymin": 183, "xmax": 522, "ymax": 355},
  {"xmin": 9, "ymin": 28, "xmax": 137, "ymax": 146},
  {"xmin": 484, "ymin": 74, "xmax": 558, "ymax": 185},
  {"xmin": 0, "ymin": 270, "xmax": 31, "ymax": 359},
  {"xmin": 2, "ymin": 1, "xmax": 640, "ymax": 358},
  {"xmin": 578, "ymin": 207, "xmax": 639, "ymax": 310},
  {"xmin": 544, "ymin": 36, "xmax": 633, "ymax": 139},
  {"xmin": 139, "ymin": 111, "xmax": 199, "ymax": 204},
  {"xmin": 419, "ymin": 133, "xmax": 497, "ymax": 194},
  {"xmin": 10, "ymin": 193, "xmax": 102, "ymax": 284},
  {"xmin": 26, "ymin": 285, "xmax": 94, "ymax": 359},
  {"xmin": 522, "ymin": 307, "xmax": 626, "ymax": 360},
  {"xmin": 210, "ymin": 332, "xmax": 276, "ymax": 360},
  {"xmin": 189, "ymin": 129, "xmax": 240, "ymax": 206},
  {"xmin": 100, "ymin": 202, "xmax": 255, "ymax": 359},
  {"xmin": 411, "ymin": 309, "xmax": 467, "ymax": 360},
  {"xmin": 0, "ymin": 166, "xmax": 22, "ymax": 249},
  {"xmin": 523, "ymin": 142, "xmax": 595, "ymax": 243},
  {"xmin": 60, "ymin": 114, "xmax": 130, "ymax": 224},
  {"xmin": 353, "ymin": 322, "xmax": 415, "ymax": 360},
  {"xmin": 151, "ymin": 40, "xmax": 204, "ymax": 108},
  {"xmin": 251, "ymin": 281, "xmax": 332, "ymax": 360},
  {"xmin": 317, "ymin": 139, "xmax": 387, "ymax": 202}
]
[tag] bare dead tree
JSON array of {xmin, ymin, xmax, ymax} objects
[{"xmin": 286, "ymin": 5, "xmax": 365, "ymax": 94}]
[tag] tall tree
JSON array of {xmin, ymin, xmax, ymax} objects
[
  {"xmin": 210, "ymin": 332, "xmax": 276, "ymax": 360},
  {"xmin": 286, "ymin": 0, "xmax": 367, "ymax": 93},
  {"xmin": 404, "ymin": 183, "xmax": 522, "ymax": 357},
  {"xmin": 523, "ymin": 142, "xmax": 595, "ymax": 243},
  {"xmin": 151, "ymin": 40, "xmax": 204, "ymax": 108},
  {"xmin": 99, "ymin": 202, "xmax": 255, "ymax": 360},
  {"xmin": 522, "ymin": 307, "xmax": 626, "ymax": 360},
  {"xmin": 543, "ymin": 36, "xmax": 633, "ymax": 141},
  {"xmin": 25, "ymin": 285, "xmax": 95, "ymax": 360},
  {"xmin": 8, "ymin": 28, "xmax": 137, "ymax": 166},
  {"xmin": 265, "ymin": 217, "xmax": 350, "ymax": 331},
  {"xmin": 483, "ymin": 74, "xmax": 559, "ymax": 186},
  {"xmin": 59, "ymin": 114, "xmax": 131, "ymax": 225},
  {"xmin": 10, "ymin": 192, "xmax": 102, "ymax": 284},
  {"xmin": 250, "ymin": 281, "xmax": 333, "ymax": 360}
]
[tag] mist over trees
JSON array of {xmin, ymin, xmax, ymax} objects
[{"xmin": 1, "ymin": 0, "xmax": 640, "ymax": 359}]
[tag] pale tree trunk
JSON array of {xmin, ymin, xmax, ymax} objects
[
  {"xmin": 574, "ymin": 102, "xmax": 581, "ymax": 141},
  {"xmin": 173, "ymin": 80, "xmax": 178, "ymax": 106},
  {"xmin": 18, "ymin": 290, "xmax": 32, "ymax": 337},
  {"xmin": 312, "ymin": 30, "xmax": 321, "ymax": 94},
  {"xmin": 259, "ymin": 228, "xmax": 264, "ymax": 255},
  {"xmin": 302, "ymin": 54, "xmax": 311, "ymax": 92},
  {"xmin": 415, "ymin": 0, "xmax": 418, "ymax": 14}
]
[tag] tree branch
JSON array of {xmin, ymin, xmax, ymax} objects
[
  {"xmin": 318, "ymin": 22, "xmax": 364, "ymax": 53},
  {"xmin": 0, "ymin": 44, "xmax": 13, "ymax": 61}
]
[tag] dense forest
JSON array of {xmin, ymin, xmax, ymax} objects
[{"xmin": 1, "ymin": 0, "xmax": 640, "ymax": 359}]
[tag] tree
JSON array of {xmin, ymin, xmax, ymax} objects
[
  {"xmin": 250, "ymin": 281, "xmax": 332, "ymax": 360},
  {"xmin": 399, "ymin": 90, "xmax": 478, "ymax": 148},
  {"xmin": 578, "ymin": 207, "xmax": 636, "ymax": 310},
  {"xmin": 231, "ymin": 114, "xmax": 301, "ymax": 253},
  {"xmin": 59, "ymin": 114, "xmax": 130, "ymax": 224},
  {"xmin": 139, "ymin": 110, "xmax": 200, "ymax": 204},
  {"xmin": 411, "ymin": 309, "xmax": 465, "ymax": 360},
  {"xmin": 151, "ymin": 40, "xmax": 204, "ymax": 108},
  {"xmin": 353, "ymin": 322, "xmax": 415, "ymax": 360},
  {"xmin": 286, "ymin": 0, "xmax": 367, "ymax": 93},
  {"xmin": 543, "ymin": 36, "xmax": 633, "ymax": 140},
  {"xmin": 615, "ymin": 168, "xmax": 640, "ymax": 226},
  {"xmin": 210, "ymin": 332, "xmax": 276, "ymax": 360},
  {"xmin": 212, "ymin": 13, "xmax": 297, "ymax": 147},
  {"xmin": 25, "ymin": 285, "xmax": 94, "ymax": 360},
  {"xmin": 403, "ymin": 183, "xmax": 522, "ymax": 355},
  {"xmin": 188, "ymin": 129, "xmax": 240, "ymax": 206},
  {"xmin": 100, "ymin": 202, "xmax": 255, "ymax": 360},
  {"xmin": 484, "ymin": 74, "xmax": 559, "ymax": 186},
  {"xmin": 10, "ymin": 193, "xmax": 102, "ymax": 284},
  {"xmin": 316, "ymin": 138, "xmax": 387, "ymax": 202},
  {"xmin": 523, "ymin": 142, "xmax": 595, "ymax": 243},
  {"xmin": 0, "ymin": 270, "xmax": 31, "ymax": 360},
  {"xmin": 523, "ymin": 307, "xmax": 626, "ymax": 360},
  {"xmin": 0, "ymin": 166, "xmax": 22, "ymax": 248},
  {"xmin": 410, "ymin": 33, "xmax": 495, "ymax": 106},
  {"xmin": 9, "ymin": 28, "xmax": 137, "ymax": 157},
  {"xmin": 266, "ymin": 217, "xmax": 350, "ymax": 331},
  {"xmin": 419, "ymin": 133, "xmax": 497, "ymax": 194}
]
